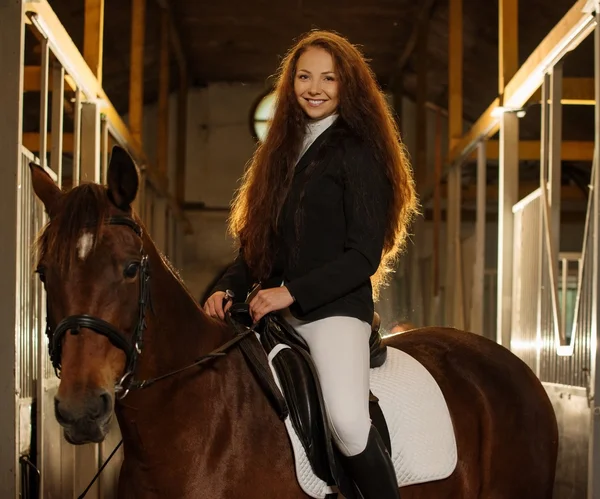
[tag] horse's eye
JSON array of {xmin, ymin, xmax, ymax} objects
[
  {"xmin": 124, "ymin": 262, "xmax": 140, "ymax": 279},
  {"xmin": 35, "ymin": 266, "xmax": 46, "ymax": 283}
]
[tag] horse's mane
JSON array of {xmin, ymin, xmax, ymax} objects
[
  {"xmin": 35, "ymin": 182, "xmax": 204, "ymax": 313},
  {"xmin": 36, "ymin": 183, "xmax": 110, "ymax": 271}
]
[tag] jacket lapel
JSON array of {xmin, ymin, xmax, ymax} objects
[{"xmin": 294, "ymin": 122, "xmax": 339, "ymax": 175}]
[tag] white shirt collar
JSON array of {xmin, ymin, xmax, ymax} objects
[{"xmin": 296, "ymin": 113, "xmax": 339, "ymax": 164}]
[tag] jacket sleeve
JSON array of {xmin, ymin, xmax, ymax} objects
[
  {"xmin": 209, "ymin": 248, "xmax": 253, "ymax": 303},
  {"xmin": 285, "ymin": 145, "xmax": 392, "ymax": 314}
]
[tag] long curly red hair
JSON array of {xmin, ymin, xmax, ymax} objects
[{"xmin": 228, "ymin": 30, "xmax": 418, "ymax": 298}]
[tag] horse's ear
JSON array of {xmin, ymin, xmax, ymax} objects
[
  {"xmin": 29, "ymin": 162, "xmax": 62, "ymax": 218},
  {"xmin": 107, "ymin": 145, "xmax": 139, "ymax": 210}
]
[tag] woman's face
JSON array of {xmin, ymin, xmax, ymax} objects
[{"xmin": 294, "ymin": 47, "xmax": 339, "ymax": 120}]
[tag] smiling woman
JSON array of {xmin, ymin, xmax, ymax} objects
[{"xmin": 205, "ymin": 29, "xmax": 419, "ymax": 499}]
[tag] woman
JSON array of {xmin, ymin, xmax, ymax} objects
[{"xmin": 204, "ymin": 30, "xmax": 417, "ymax": 499}]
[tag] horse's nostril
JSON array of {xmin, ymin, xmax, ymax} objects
[
  {"xmin": 54, "ymin": 398, "xmax": 74, "ymax": 425},
  {"xmin": 91, "ymin": 391, "xmax": 113, "ymax": 419}
]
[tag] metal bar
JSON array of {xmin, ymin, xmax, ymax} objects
[
  {"xmin": 454, "ymin": 163, "xmax": 465, "ymax": 329},
  {"xmin": 445, "ymin": 167, "xmax": 456, "ymax": 325},
  {"xmin": 541, "ymin": 73, "xmax": 550, "ymax": 188},
  {"xmin": 549, "ymin": 62, "xmax": 563, "ymax": 270},
  {"xmin": 539, "ymin": 169, "xmax": 566, "ymax": 347},
  {"xmin": 497, "ymin": 111, "xmax": 519, "ymax": 347},
  {"xmin": 73, "ymin": 88, "xmax": 82, "ymax": 186},
  {"xmin": 588, "ymin": 6, "xmax": 600, "ymax": 497},
  {"xmin": 101, "ymin": 114, "xmax": 108, "ymax": 185},
  {"xmin": 51, "ymin": 61, "xmax": 65, "ymax": 187},
  {"xmin": 561, "ymin": 256, "xmax": 568, "ymax": 337},
  {"xmin": 433, "ymin": 110, "xmax": 442, "ymax": 298},
  {"xmin": 0, "ymin": 1, "xmax": 24, "ymax": 496},
  {"xmin": 39, "ymin": 37, "xmax": 49, "ymax": 169},
  {"xmin": 471, "ymin": 141, "xmax": 486, "ymax": 334}
]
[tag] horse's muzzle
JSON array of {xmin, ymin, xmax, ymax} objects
[{"xmin": 55, "ymin": 390, "xmax": 113, "ymax": 444}]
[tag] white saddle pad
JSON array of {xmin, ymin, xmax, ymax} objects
[{"xmin": 266, "ymin": 345, "xmax": 458, "ymax": 498}]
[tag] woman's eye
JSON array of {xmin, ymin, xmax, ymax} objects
[
  {"xmin": 124, "ymin": 262, "xmax": 140, "ymax": 279},
  {"xmin": 35, "ymin": 267, "xmax": 46, "ymax": 283}
]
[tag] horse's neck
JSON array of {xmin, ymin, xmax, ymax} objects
[{"xmin": 140, "ymin": 243, "xmax": 230, "ymax": 376}]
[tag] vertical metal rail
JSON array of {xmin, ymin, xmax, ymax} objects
[
  {"xmin": 471, "ymin": 141, "xmax": 487, "ymax": 334},
  {"xmin": 39, "ymin": 38, "xmax": 50, "ymax": 170},
  {"xmin": 73, "ymin": 89, "xmax": 82, "ymax": 186},
  {"xmin": 588, "ymin": 4, "xmax": 600, "ymax": 497},
  {"xmin": 497, "ymin": 111, "xmax": 519, "ymax": 347},
  {"xmin": 101, "ymin": 114, "xmax": 109, "ymax": 185},
  {"xmin": 0, "ymin": 1, "xmax": 25, "ymax": 495},
  {"xmin": 51, "ymin": 61, "xmax": 65, "ymax": 187}
]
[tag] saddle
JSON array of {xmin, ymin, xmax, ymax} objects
[{"xmin": 228, "ymin": 304, "xmax": 391, "ymax": 499}]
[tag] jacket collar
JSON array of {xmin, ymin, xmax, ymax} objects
[{"xmin": 294, "ymin": 119, "xmax": 343, "ymax": 175}]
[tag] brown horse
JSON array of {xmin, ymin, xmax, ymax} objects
[{"xmin": 30, "ymin": 146, "xmax": 558, "ymax": 498}]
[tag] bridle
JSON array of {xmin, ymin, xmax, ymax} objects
[
  {"xmin": 44, "ymin": 216, "xmax": 151, "ymax": 399},
  {"xmin": 40, "ymin": 213, "xmax": 259, "ymax": 498},
  {"xmin": 42, "ymin": 215, "xmax": 256, "ymax": 401}
]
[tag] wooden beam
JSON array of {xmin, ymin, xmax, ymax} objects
[
  {"xmin": 422, "ymin": 207, "xmax": 587, "ymax": 223},
  {"xmin": 438, "ymin": 182, "xmax": 587, "ymax": 202},
  {"xmin": 23, "ymin": 132, "xmax": 74, "ymax": 153},
  {"xmin": 128, "ymin": 0, "xmax": 145, "ymax": 144},
  {"xmin": 448, "ymin": 0, "xmax": 593, "ymax": 165},
  {"xmin": 83, "ymin": 0, "xmax": 104, "ymax": 84},
  {"xmin": 466, "ymin": 140, "xmax": 594, "ymax": 161},
  {"xmin": 157, "ymin": 10, "xmax": 170, "ymax": 182},
  {"xmin": 448, "ymin": 0, "xmax": 463, "ymax": 151},
  {"xmin": 24, "ymin": 0, "xmax": 192, "ymax": 234},
  {"xmin": 499, "ymin": 0, "xmax": 519, "ymax": 94},
  {"xmin": 530, "ymin": 77, "xmax": 595, "ymax": 105},
  {"xmin": 24, "ymin": 66, "xmax": 77, "ymax": 92},
  {"xmin": 153, "ymin": 0, "xmax": 187, "ymax": 76},
  {"xmin": 388, "ymin": 0, "xmax": 436, "ymax": 89}
]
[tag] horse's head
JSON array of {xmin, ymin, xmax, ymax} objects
[{"xmin": 31, "ymin": 146, "xmax": 145, "ymax": 445}]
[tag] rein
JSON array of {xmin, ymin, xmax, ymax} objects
[{"xmin": 40, "ymin": 215, "xmax": 258, "ymax": 498}]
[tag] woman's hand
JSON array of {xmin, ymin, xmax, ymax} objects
[
  {"xmin": 204, "ymin": 291, "xmax": 232, "ymax": 320},
  {"xmin": 248, "ymin": 287, "xmax": 294, "ymax": 323}
]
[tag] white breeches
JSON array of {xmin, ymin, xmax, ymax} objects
[{"xmin": 281, "ymin": 309, "xmax": 372, "ymax": 457}]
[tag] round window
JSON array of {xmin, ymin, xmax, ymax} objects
[{"xmin": 251, "ymin": 91, "xmax": 276, "ymax": 142}]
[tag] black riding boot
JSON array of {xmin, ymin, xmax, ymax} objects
[{"xmin": 342, "ymin": 425, "xmax": 401, "ymax": 499}]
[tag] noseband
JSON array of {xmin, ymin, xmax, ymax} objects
[{"xmin": 44, "ymin": 216, "xmax": 151, "ymax": 399}]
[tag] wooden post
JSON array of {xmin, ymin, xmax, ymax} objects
[
  {"xmin": 176, "ymin": 69, "xmax": 188, "ymax": 206},
  {"xmin": 499, "ymin": 0, "xmax": 519, "ymax": 95},
  {"xmin": 83, "ymin": 0, "xmax": 104, "ymax": 84},
  {"xmin": 448, "ymin": 0, "xmax": 463, "ymax": 151},
  {"xmin": 157, "ymin": 11, "xmax": 170, "ymax": 184},
  {"xmin": 129, "ymin": 0, "xmax": 145, "ymax": 145},
  {"xmin": 416, "ymin": 11, "xmax": 429, "ymax": 187}
]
